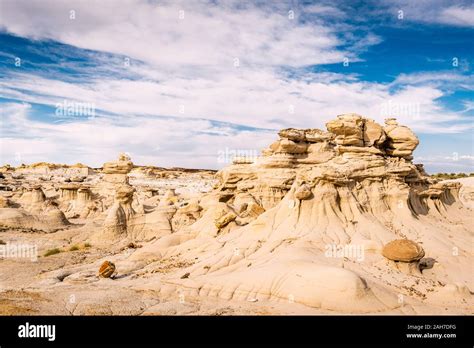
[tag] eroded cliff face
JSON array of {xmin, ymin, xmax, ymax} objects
[
  {"xmin": 213, "ymin": 113, "xmax": 455, "ymax": 229},
  {"xmin": 119, "ymin": 114, "xmax": 471, "ymax": 313}
]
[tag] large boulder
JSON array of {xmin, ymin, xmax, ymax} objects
[
  {"xmin": 382, "ymin": 239, "xmax": 425, "ymax": 262},
  {"xmin": 326, "ymin": 113, "xmax": 364, "ymax": 146},
  {"xmin": 305, "ymin": 129, "xmax": 334, "ymax": 142},
  {"xmin": 278, "ymin": 128, "xmax": 306, "ymax": 142},
  {"xmin": 383, "ymin": 118, "xmax": 419, "ymax": 158},
  {"xmin": 363, "ymin": 118, "xmax": 386, "ymax": 147}
]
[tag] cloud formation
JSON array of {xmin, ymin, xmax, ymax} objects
[
  {"xmin": 0, "ymin": 0, "xmax": 354, "ymax": 68},
  {"xmin": 381, "ymin": 0, "xmax": 474, "ymax": 28},
  {"xmin": 1, "ymin": 102, "xmax": 276, "ymax": 168},
  {"xmin": 0, "ymin": 0, "xmax": 472, "ymax": 172}
]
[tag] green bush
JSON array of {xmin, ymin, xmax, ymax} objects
[
  {"xmin": 44, "ymin": 248, "xmax": 62, "ymax": 257},
  {"xmin": 431, "ymin": 172, "xmax": 473, "ymax": 180}
]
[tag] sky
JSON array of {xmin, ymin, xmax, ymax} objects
[{"xmin": 0, "ymin": 0, "xmax": 473, "ymax": 172}]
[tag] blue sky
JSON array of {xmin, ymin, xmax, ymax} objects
[{"xmin": 0, "ymin": 0, "xmax": 473, "ymax": 172}]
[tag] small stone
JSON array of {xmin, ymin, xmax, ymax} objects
[
  {"xmin": 98, "ymin": 261, "xmax": 116, "ymax": 278},
  {"xmin": 295, "ymin": 184, "xmax": 312, "ymax": 200},
  {"xmin": 215, "ymin": 212, "xmax": 237, "ymax": 229},
  {"xmin": 240, "ymin": 202, "xmax": 265, "ymax": 218}
]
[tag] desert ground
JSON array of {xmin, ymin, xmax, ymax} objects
[{"xmin": 0, "ymin": 114, "xmax": 472, "ymax": 315}]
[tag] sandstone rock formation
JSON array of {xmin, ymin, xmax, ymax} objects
[
  {"xmin": 57, "ymin": 184, "xmax": 103, "ymax": 219},
  {"xmin": 89, "ymin": 154, "xmax": 142, "ymax": 241},
  {"xmin": 92, "ymin": 155, "xmax": 191, "ymax": 243},
  {"xmin": 0, "ymin": 114, "xmax": 471, "ymax": 315},
  {"xmin": 13, "ymin": 162, "xmax": 96, "ymax": 179},
  {"xmin": 101, "ymin": 184, "xmax": 136, "ymax": 240},
  {"xmin": 59, "ymin": 184, "xmax": 80, "ymax": 201},
  {"xmin": 383, "ymin": 118, "xmax": 419, "ymax": 159},
  {"xmin": 99, "ymin": 153, "xmax": 134, "ymax": 197},
  {"xmin": 382, "ymin": 239, "xmax": 425, "ymax": 274},
  {"xmin": 126, "ymin": 113, "xmax": 471, "ymax": 313},
  {"xmin": 103, "ymin": 153, "xmax": 134, "ymax": 175},
  {"xmin": 0, "ymin": 185, "xmax": 70, "ymax": 231},
  {"xmin": 212, "ymin": 113, "xmax": 425, "ymax": 222}
]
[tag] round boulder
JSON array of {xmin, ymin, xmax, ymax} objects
[{"xmin": 382, "ymin": 239, "xmax": 425, "ymax": 262}]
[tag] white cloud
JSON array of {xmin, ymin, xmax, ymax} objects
[
  {"xmin": 383, "ymin": 0, "xmax": 474, "ymax": 28},
  {"xmin": 304, "ymin": 4, "xmax": 346, "ymax": 18},
  {"xmin": 0, "ymin": 0, "xmax": 472, "ymax": 170},
  {"xmin": 1, "ymin": 69, "xmax": 472, "ymax": 134},
  {"xmin": 2, "ymin": 100, "xmax": 472, "ymax": 172},
  {"xmin": 0, "ymin": 0, "xmax": 352, "ymax": 68},
  {"xmin": 439, "ymin": 6, "xmax": 474, "ymax": 27},
  {"xmin": 392, "ymin": 71, "xmax": 474, "ymax": 88},
  {"xmin": 414, "ymin": 154, "xmax": 474, "ymax": 173},
  {"xmin": 461, "ymin": 100, "xmax": 474, "ymax": 112},
  {"xmin": 1, "ymin": 102, "xmax": 276, "ymax": 168}
]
